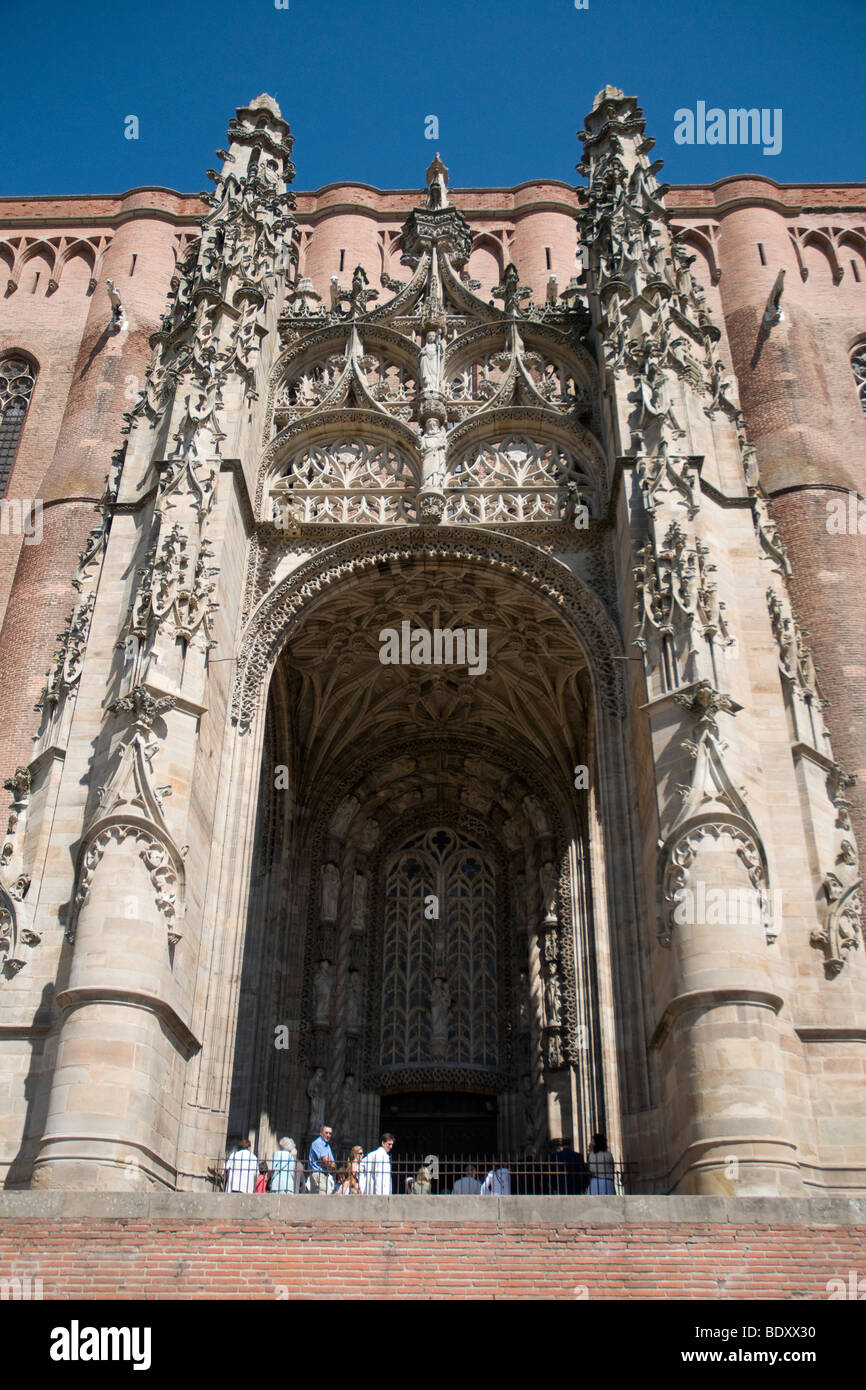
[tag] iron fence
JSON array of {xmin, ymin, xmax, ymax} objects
[{"xmin": 212, "ymin": 1149, "xmax": 636, "ymax": 1196}]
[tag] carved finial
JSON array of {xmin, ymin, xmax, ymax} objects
[
  {"xmin": 492, "ymin": 263, "xmax": 531, "ymax": 318},
  {"xmin": 593, "ymin": 85, "xmax": 626, "ymax": 107},
  {"xmin": 425, "ymin": 152, "xmax": 450, "ymax": 209},
  {"xmin": 248, "ymin": 93, "xmax": 283, "ymax": 118}
]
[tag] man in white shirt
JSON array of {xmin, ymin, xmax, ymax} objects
[
  {"xmin": 480, "ymin": 1162, "xmax": 511, "ymax": 1196},
  {"xmin": 224, "ymin": 1138, "xmax": 258, "ymax": 1193},
  {"xmin": 359, "ymin": 1133, "xmax": 395, "ymax": 1194},
  {"xmin": 451, "ymin": 1163, "xmax": 482, "ymax": 1195}
]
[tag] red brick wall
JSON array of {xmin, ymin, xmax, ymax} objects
[
  {"xmin": 0, "ymin": 202, "xmax": 189, "ymax": 771},
  {"xmin": 771, "ymin": 487, "xmax": 866, "ymax": 850},
  {"xmin": 2, "ymin": 1207, "xmax": 865, "ymax": 1299}
]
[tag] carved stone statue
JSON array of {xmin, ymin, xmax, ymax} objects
[
  {"xmin": 351, "ymin": 872, "xmax": 367, "ymax": 930},
  {"xmin": 432, "ymin": 920, "xmax": 446, "ymax": 977},
  {"xmin": 419, "ymin": 417, "xmax": 447, "ymax": 491},
  {"xmin": 518, "ymin": 969, "xmax": 529, "ymax": 1029},
  {"xmin": 545, "ymin": 1031, "xmax": 564, "ymax": 1070},
  {"xmin": 341, "ymin": 1072, "xmax": 356, "ymax": 1136},
  {"xmin": 544, "ymin": 969, "xmax": 562, "ymax": 1027},
  {"xmin": 321, "ymin": 863, "xmax": 340, "ymax": 921},
  {"xmin": 346, "ymin": 969, "xmax": 362, "ymax": 1029},
  {"xmin": 419, "ymin": 330, "xmax": 444, "ymax": 395},
  {"xmin": 307, "ymin": 1067, "xmax": 326, "ymax": 1135},
  {"xmin": 521, "ymin": 1072, "xmax": 535, "ymax": 1144},
  {"xmin": 430, "ymin": 978, "xmax": 450, "ymax": 1059},
  {"xmin": 539, "ymin": 862, "xmax": 558, "ymax": 925},
  {"xmin": 313, "ymin": 959, "xmax": 333, "ymax": 1025}
]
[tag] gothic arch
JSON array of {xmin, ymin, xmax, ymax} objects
[
  {"xmin": 56, "ymin": 240, "xmax": 97, "ymax": 294},
  {"xmin": 467, "ymin": 235, "xmax": 504, "ymax": 297},
  {"xmin": 0, "ymin": 353, "xmax": 38, "ymax": 497},
  {"xmin": 231, "ymin": 527, "xmax": 625, "ymax": 732},
  {"xmin": 672, "ymin": 226, "xmax": 721, "ymax": 285},
  {"xmin": 258, "ymin": 410, "xmax": 421, "ymax": 511}
]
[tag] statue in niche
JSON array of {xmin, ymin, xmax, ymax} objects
[
  {"xmin": 321, "ymin": 863, "xmax": 340, "ymax": 921},
  {"xmin": 346, "ymin": 970, "xmax": 362, "ymax": 1029},
  {"xmin": 351, "ymin": 873, "xmax": 367, "ymax": 930},
  {"xmin": 518, "ymin": 970, "xmax": 529, "ymax": 1029},
  {"xmin": 419, "ymin": 417, "xmax": 447, "ymax": 491},
  {"xmin": 521, "ymin": 1072, "xmax": 535, "ymax": 1144},
  {"xmin": 545, "ymin": 1032, "xmax": 564, "ymax": 1071},
  {"xmin": 307, "ymin": 1067, "xmax": 326, "ymax": 1135},
  {"xmin": 419, "ymin": 330, "xmax": 444, "ymax": 395},
  {"xmin": 539, "ymin": 862, "xmax": 558, "ymax": 925},
  {"xmin": 341, "ymin": 1073, "xmax": 356, "ymax": 1136},
  {"xmin": 544, "ymin": 969, "xmax": 562, "ymax": 1027},
  {"xmin": 430, "ymin": 978, "xmax": 450, "ymax": 1059},
  {"xmin": 313, "ymin": 959, "xmax": 333, "ymax": 1025},
  {"xmin": 524, "ymin": 796, "xmax": 549, "ymax": 836},
  {"xmin": 432, "ymin": 920, "xmax": 446, "ymax": 977}
]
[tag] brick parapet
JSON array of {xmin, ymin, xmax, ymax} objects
[{"xmin": 0, "ymin": 1195, "xmax": 863, "ymax": 1300}]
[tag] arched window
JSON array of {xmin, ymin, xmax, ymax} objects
[
  {"xmin": 0, "ymin": 355, "xmax": 37, "ymax": 498},
  {"xmin": 852, "ymin": 344, "xmax": 866, "ymax": 419}
]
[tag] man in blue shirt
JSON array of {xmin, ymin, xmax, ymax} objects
[{"xmin": 306, "ymin": 1124, "xmax": 336, "ymax": 1193}]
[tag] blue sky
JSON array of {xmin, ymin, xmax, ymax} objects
[{"xmin": 1, "ymin": 0, "xmax": 863, "ymax": 195}]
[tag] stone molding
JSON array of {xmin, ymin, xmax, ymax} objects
[
  {"xmin": 1, "ymin": 1192, "xmax": 864, "ymax": 1225},
  {"xmin": 54, "ymin": 985, "xmax": 200, "ymax": 1055}
]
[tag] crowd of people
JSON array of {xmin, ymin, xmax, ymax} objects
[{"xmin": 222, "ymin": 1125, "xmax": 618, "ymax": 1197}]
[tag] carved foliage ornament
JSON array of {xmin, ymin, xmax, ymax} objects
[
  {"xmin": 68, "ymin": 824, "xmax": 184, "ymax": 947},
  {"xmin": 812, "ymin": 764, "xmax": 862, "ymax": 975}
]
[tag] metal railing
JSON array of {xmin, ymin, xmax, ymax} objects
[{"xmin": 212, "ymin": 1150, "xmax": 635, "ymax": 1196}]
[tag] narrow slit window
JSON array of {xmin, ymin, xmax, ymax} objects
[
  {"xmin": 757, "ymin": 243, "xmax": 767, "ymax": 266},
  {"xmin": 851, "ymin": 345, "xmax": 866, "ymax": 419}
]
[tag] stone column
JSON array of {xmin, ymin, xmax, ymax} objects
[{"xmin": 577, "ymin": 86, "xmax": 811, "ymax": 1194}]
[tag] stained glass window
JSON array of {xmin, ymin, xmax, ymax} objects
[{"xmin": 0, "ymin": 356, "xmax": 37, "ymax": 499}]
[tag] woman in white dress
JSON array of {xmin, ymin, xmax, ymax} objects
[{"xmin": 587, "ymin": 1132, "xmax": 616, "ymax": 1195}]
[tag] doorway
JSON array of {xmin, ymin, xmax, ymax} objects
[{"xmin": 380, "ymin": 1091, "xmax": 497, "ymax": 1156}]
